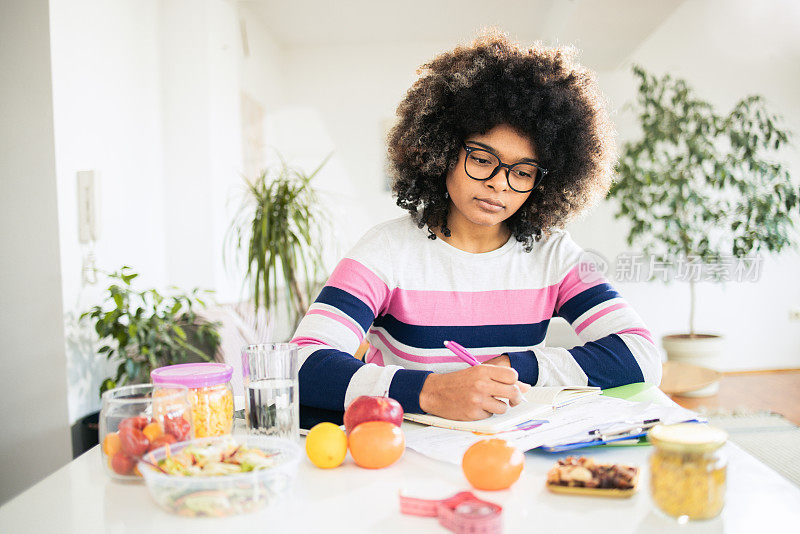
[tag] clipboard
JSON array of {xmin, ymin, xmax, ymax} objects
[
  {"xmin": 540, "ymin": 432, "xmax": 650, "ymax": 453},
  {"xmin": 539, "ymin": 417, "xmax": 702, "ymax": 453}
]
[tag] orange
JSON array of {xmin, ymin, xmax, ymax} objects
[
  {"xmin": 142, "ymin": 422, "xmax": 163, "ymax": 442},
  {"xmin": 102, "ymin": 432, "xmax": 121, "ymax": 457},
  {"xmin": 462, "ymin": 439, "xmax": 524, "ymax": 490},
  {"xmin": 348, "ymin": 421, "xmax": 405, "ymax": 469},
  {"xmin": 305, "ymin": 423, "xmax": 348, "ymax": 469}
]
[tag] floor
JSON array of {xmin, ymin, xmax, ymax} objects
[{"xmin": 669, "ymin": 369, "xmax": 800, "ymax": 425}]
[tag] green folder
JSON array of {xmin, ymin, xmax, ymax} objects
[{"xmin": 602, "ymin": 382, "xmax": 679, "ymax": 406}]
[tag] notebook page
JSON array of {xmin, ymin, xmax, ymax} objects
[
  {"xmin": 404, "ymin": 386, "xmax": 601, "ymax": 432},
  {"xmin": 525, "ymin": 386, "xmax": 600, "ymax": 404}
]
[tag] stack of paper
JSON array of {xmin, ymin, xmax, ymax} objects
[{"xmin": 404, "ymin": 392, "xmax": 699, "ymax": 465}]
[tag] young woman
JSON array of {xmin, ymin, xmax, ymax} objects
[{"xmin": 291, "ymin": 30, "xmax": 661, "ymax": 421}]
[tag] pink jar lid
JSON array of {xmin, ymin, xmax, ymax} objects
[{"xmin": 151, "ymin": 363, "xmax": 233, "ymax": 388}]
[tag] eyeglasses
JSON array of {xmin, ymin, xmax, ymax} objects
[{"xmin": 462, "ymin": 142, "xmax": 548, "ymax": 193}]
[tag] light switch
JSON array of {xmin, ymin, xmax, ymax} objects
[{"xmin": 77, "ymin": 170, "xmax": 99, "ymax": 243}]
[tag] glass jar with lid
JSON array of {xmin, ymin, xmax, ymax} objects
[
  {"xmin": 99, "ymin": 383, "xmax": 192, "ymax": 479},
  {"xmin": 151, "ymin": 363, "xmax": 234, "ymax": 437},
  {"xmin": 648, "ymin": 423, "xmax": 728, "ymax": 520}
]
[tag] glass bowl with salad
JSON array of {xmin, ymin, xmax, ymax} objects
[{"xmin": 137, "ymin": 435, "xmax": 301, "ymax": 517}]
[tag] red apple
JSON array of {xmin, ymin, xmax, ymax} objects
[
  {"xmin": 110, "ymin": 452, "xmax": 135, "ymax": 475},
  {"xmin": 344, "ymin": 396, "xmax": 404, "ymax": 435}
]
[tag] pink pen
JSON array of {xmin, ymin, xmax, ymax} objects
[
  {"xmin": 444, "ymin": 340, "xmax": 481, "ymax": 366},
  {"xmin": 444, "ymin": 340, "xmax": 528, "ymax": 403}
]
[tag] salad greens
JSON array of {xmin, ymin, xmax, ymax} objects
[{"xmin": 155, "ymin": 437, "xmax": 277, "ymax": 476}]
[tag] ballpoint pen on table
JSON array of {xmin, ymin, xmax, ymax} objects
[
  {"xmin": 443, "ymin": 340, "xmax": 528, "ymax": 402},
  {"xmin": 540, "ymin": 418, "xmax": 662, "ymax": 452},
  {"xmin": 587, "ymin": 419, "xmax": 661, "ymax": 442}
]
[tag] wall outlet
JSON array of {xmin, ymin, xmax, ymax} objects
[{"xmin": 790, "ymin": 306, "xmax": 800, "ymax": 322}]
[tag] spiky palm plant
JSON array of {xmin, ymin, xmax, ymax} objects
[{"xmin": 226, "ymin": 153, "xmax": 330, "ymax": 328}]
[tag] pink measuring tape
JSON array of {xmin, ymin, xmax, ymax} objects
[{"xmin": 400, "ymin": 490, "xmax": 503, "ymax": 534}]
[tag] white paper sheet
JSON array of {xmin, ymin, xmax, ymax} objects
[{"xmin": 404, "ymin": 395, "xmax": 700, "ymax": 464}]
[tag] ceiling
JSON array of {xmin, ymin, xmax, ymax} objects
[{"xmin": 240, "ymin": 0, "xmax": 686, "ymax": 70}]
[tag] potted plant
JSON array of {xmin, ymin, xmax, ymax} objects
[
  {"xmin": 81, "ymin": 266, "xmax": 222, "ymax": 395},
  {"xmin": 610, "ymin": 65, "xmax": 798, "ymax": 372},
  {"xmin": 226, "ymin": 153, "xmax": 331, "ymax": 334}
]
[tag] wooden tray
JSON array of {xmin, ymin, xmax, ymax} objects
[
  {"xmin": 660, "ymin": 360, "xmax": 721, "ymax": 395},
  {"xmin": 545, "ymin": 479, "xmax": 638, "ymax": 498}
]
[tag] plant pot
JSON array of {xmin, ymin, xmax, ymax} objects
[
  {"xmin": 661, "ymin": 333, "xmax": 724, "ymax": 397},
  {"xmin": 70, "ymin": 410, "xmax": 99, "ymax": 459}
]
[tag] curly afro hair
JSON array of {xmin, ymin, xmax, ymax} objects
[{"xmin": 387, "ymin": 28, "xmax": 616, "ymax": 251}]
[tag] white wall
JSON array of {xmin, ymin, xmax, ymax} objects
[
  {"xmin": 0, "ymin": 0, "xmax": 71, "ymax": 504},
  {"xmin": 572, "ymin": 0, "xmax": 800, "ymax": 370},
  {"xmin": 50, "ymin": 0, "xmax": 287, "ymax": 424},
  {"xmin": 277, "ymin": 2, "xmax": 800, "ymax": 371},
  {"xmin": 281, "ymin": 41, "xmax": 453, "ymax": 256},
  {"xmin": 50, "ymin": 0, "xmax": 167, "ymax": 423}
]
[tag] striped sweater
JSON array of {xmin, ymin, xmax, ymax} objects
[{"xmin": 291, "ymin": 215, "xmax": 662, "ymax": 414}]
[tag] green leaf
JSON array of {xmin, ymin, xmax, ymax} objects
[
  {"xmin": 99, "ymin": 378, "xmax": 116, "ymax": 396},
  {"xmin": 172, "ymin": 324, "xmax": 186, "ymax": 340},
  {"xmin": 125, "ymin": 359, "xmax": 136, "ymax": 378}
]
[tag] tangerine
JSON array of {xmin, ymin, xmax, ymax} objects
[
  {"xmin": 462, "ymin": 439, "xmax": 524, "ymax": 490},
  {"xmin": 348, "ymin": 421, "xmax": 405, "ymax": 469},
  {"xmin": 102, "ymin": 432, "xmax": 121, "ymax": 457},
  {"xmin": 142, "ymin": 422, "xmax": 163, "ymax": 442}
]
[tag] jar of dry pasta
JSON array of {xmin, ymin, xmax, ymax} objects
[
  {"xmin": 151, "ymin": 363, "xmax": 234, "ymax": 437},
  {"xmin": 648, "ymin": 423, "xmax": 728, "ymax": 521}
]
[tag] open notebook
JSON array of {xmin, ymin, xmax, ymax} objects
[{"xmin": 403, "ymin": 386, "xmax": 601, "ymax": 434}]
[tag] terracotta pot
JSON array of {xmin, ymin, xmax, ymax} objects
[{"xmin": 661, "ymin": 333, "xmax": 724, "ymax": 397}]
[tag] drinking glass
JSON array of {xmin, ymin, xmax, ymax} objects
[{"xmin": 242, "ymin": 343, "xmax": 299, "ymax": 441}]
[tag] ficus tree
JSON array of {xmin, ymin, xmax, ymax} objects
[{"xmin": 610, "ymin": 65, "xmax": 798, "ymax": 336}]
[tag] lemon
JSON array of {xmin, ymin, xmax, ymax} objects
[{"xmin": 305, "ymin": 422, "xmax": 348, "ymax": 469}]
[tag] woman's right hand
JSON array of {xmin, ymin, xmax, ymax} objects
[{"xmin": 418, "ymin": 365, "xmax": 531, "ymax": 421}]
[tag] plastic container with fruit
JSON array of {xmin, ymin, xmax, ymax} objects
[
  {"xmin": 138, "ymin": 435, "xmax": 301, "ymax": 517},
  {"xmin": 100, "ymin": 384, "xmax": 193, "ymax": 479},
  {"xmin": 151, "ymin": 363, "xmax": 234, "ymax": 438}
]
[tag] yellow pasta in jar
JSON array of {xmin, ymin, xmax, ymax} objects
[
  {"xmin": 648, "ymin": 423, "xmax": 728, "ymax": 521},
  {"xmin": 151, "ymin": 363, "xmax": 235, "ymax": 438},
  {"xmin": 187, "ymin": 383, "xmax": 234, "ymax": 437}
]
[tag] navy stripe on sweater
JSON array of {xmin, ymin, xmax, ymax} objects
[
  {"xmin": 557, "ymin": 283, "xmax": 620, "ymax": 324},
  {"xmin": 372, "ymin": 314, "xmax": 550, "ymax": 349},
  {"xmin": 568, "ymin": 333, "xmax": 644, "ymax": 388},
  {"xmin": 314, "ymin": 286, "xmax": 375, "ymax": 333},
  {"xmin": 298, "ymin": 348, "xmax": 365, "ymax": 411}
]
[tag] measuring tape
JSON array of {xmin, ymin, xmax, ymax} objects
[{"xmin": 400, "ymin": 490, "xmax": 503, "ymax": 534}]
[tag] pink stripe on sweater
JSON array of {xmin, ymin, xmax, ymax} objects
[
  {"xmin": 617, "ymin": 327, "xmax": 655, "ymax": 345},
  {"xmin": 366, "ymin": 347, "xmax": 385, "ymax": 366},
  {"xmin": 384, "ymin": 286, "xmax": 559, "ymax": 326},
  {"xmin": 555, "ymin": 264, "xmax": 609, "ymax": 312},
  {"xmin": 574, "ymin": 302, "xmax": 628, "ymax": 334},
  {"xmin": 372, "ymin": 331, "xmax": 468, "ymax": 364},
  {"xmin": 308, "ymin": 309, "xmax": 364, "ymax": 341},
  {"xmin": 325, "ymin": 258, "xmax": 390, "ymax": 317},
  {"xmin": 290, "ymin": 336, "xmax": 328, "ymax": 347}
]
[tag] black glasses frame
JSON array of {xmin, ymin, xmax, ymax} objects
[{"xmin": 462, "ymin": 142, "xmax": 548, "ymax": 193}]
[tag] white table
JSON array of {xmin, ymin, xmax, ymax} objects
[{"xmin": 2, "ymin": 426, "xmax": 799, "ymax": 533}]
